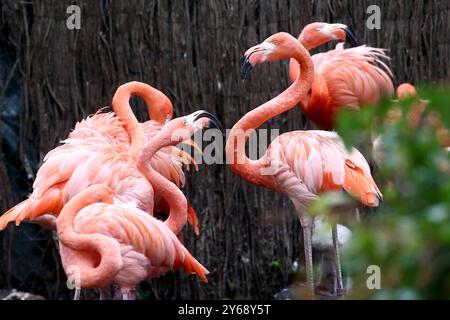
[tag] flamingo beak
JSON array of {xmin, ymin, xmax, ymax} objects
[
  {"xmin": 193, "ymin": 110, "xmax": 224, "ymax": 133},
  {"xmin": 241, "ymin": 55, "xmax": 253, "ymax": 80},
  {"xmin": 343, "ymin": 27, "xmax": 358, "ymax": 47}
]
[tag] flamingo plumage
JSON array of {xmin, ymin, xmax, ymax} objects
[
  {"xmin": 226, "ymin": 32, "xmax": 381, "ymax": 296},
  {"xmin": 372, "ymin": 83, "xmax": 449, "ymax": 167},
  {"xmin": 57, "ymin": 110, "xmax": 220, "ymax": 299},
  {"xmin": 289, "ymin": 23, "xmax": 394, "ymax": 130},
  {"xmin": 57, "ymin": 185, "xmax": 208, "ymax": 300},
  {"xmin": 0, "ymin": 82, "xmax": 198, "ymax": 234}
]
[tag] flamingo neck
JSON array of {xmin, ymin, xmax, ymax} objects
[
  {"xmin": 226, "ymin": 42, "xmax": 314, "ymax": 189},
  {"xmin": 57, "ymin": 188, "xmax": 122, "ymax": 288},
  {"xmin": 112, "ymin": 82, "xmax": 173, "ymax": 159},
  {"xmin": 301, "ymin": 75, "xmax": 333, "ymax": 130},
  {"xmin": 136, "ymin": 135, "xmax": 187, "ymax": 235}
]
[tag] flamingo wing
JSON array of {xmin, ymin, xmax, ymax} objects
[
  {"xmin": 0, "ymin": 115, "xmax": 153, "ymax": 229},
  {"xmin": 267, "ymin": 131, "xmax": 382, "ymax": 208},
  {"xmin": 312, "ymin": 44, "xmax": 394, "ymax": 109},
  {"xmin": 73, "ymin": 202, "xmax": 209, "ymax": 282}
]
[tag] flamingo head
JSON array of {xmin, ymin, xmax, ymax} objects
[
  {"xmin": 241, "ymin": 32, "xmax": 300, "ymax": 79},
  {"xmin": 299, "ymin": 22, "xmax": 358, "ymax": 50},
  {"xmin": 397, "ymin": 83, "xmax": 417, "ymax": 100},
  {"xmin": 162, "ymin": 110, "xmax": 223, "ymax": 145}
]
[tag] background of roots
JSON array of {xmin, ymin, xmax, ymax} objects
[{"xmin": 0, "ymin": 0, "xmax": 448, "ymax": 299}]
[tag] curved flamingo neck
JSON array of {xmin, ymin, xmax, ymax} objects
[
  {"xmin": 57, "ymin": 187, "xmax": 122, "ymax": 288},
  {"xmin": 136, "ymin": 134, "xmax": 187, "ymax": 235},
  {"xmin": 226, "ymin": 40, "xmax": 314, "ymax": 189},
  {"xmin": 112, "ymin": 82, "xmax": 174, "ymax": 159}
]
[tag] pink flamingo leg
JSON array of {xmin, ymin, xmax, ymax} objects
[
  {"xmin": 332, "ymin": 223, "xmax": 345, "ymax": 296},
  {"xmin": 300, "ymin": 215, "xmax": 314, "ymax": 297}
]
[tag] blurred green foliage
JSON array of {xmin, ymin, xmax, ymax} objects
[{"xmin": 332, "ymin": 86, "xmax": 450, "ymax": 299}]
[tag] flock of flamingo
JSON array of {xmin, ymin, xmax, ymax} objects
[{"xmin": 0, "ymin": 22, "xmax": 438, "ymax": 300}]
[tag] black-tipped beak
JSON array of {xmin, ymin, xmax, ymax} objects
[
  {"xmin": 240, "ymin": 55, "xmax": 253, "ymax": 80},
  {"xmin": 343, "ymin": 27, "xmax": 358, "ymax": 47},
  {"xmin": 194, "ymin": 110, "xmax": 224, "ymax": 133}
]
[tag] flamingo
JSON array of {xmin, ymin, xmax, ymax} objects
[
  {"xmin": 396, "ymin": 83, "xmax": 450, "ymax": 148},
  {"xmin": 226, "ymin": 32, "xmax": 382, "ymax": 297},
  {"xmin": 57, "ymin": 185, "xmax": 207, "ymax": 301},
  {"xmin": 295, "ymin": 22, "xmax": 359, "ymax": 52},
  {"xmin": 289, "ymin": 24, "xmax": 394, "ymax": 130},
  {"xmin": 57, "ymin": 110, "xmax": 220, "ymax": 300},
  {"xmin": 372, "ymin": 83, "xmax": 449, "ymax": 166},
  {"xmin": 0, "ymin": 82, "xmax": 198, "ymax": 234}
]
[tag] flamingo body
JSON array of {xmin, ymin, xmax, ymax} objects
[
  {"xmin": 59, "ymin": 201, "xmax": 208, "ymax": 291},
  {"xmin": 290, "ymin": 44, "xmax": 394, "ymax": 130},
  {"xmin": 264, "ymin": 130, "xmax": 381, "ymax": 209},
  {"xmin": 228, "ymin": 32, "xmax": 382, "ymax": 295}
]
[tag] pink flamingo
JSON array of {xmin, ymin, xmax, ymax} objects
[
  {"xmin": 289, "ymin": 24, "xmax": 394, "ymax": 130},
  {"xmin": 295, "ymin": 22, "xmax": 359, "ymax": 52},
  {"xmin": 0, "ymin": 82, "xmax": 198, "ymax": 233},
  {"xmin": 373, "ymin": 83, "xmax": 449, "ymax": 166},
  {"xmin": 57, "ymin": 186, "xmax": 207, "ymax": 300},
  {"xmin": 58, "ymin": 110, "xmax": 220, "ymax": 300},
  {"xmin": 226, "ymin": 32, "xmax": 382, "ymax": 296},
  {"xmin": 288, "ymin": 22, "xmax": 357, "ymax": 84}
]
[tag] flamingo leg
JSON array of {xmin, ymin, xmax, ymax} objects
[
  {"xmin": 315, "ymin": 253, "xmax": 329, "ymax": 295},
  {"xmin": 121, "ymin": 288, "xmax": 136, "ymax": 300},
  {"xmin": 300, "ymin": 216, "xmax": 314, "ymax": 298},
  {"xmin": 332, "ymin": 222, "xmax": 345, "ymax": 296},
  {"xmin": 331, "ymin": 258, "xmax": 337, "ymax": 294},
  {"xmin": 355, "ymin": 208, "xmax": 361, "ymax": 223},
  {"xmin": 73, "ymin": 287, "xmax": 81, "ymax": 300},
  {"xmin": 317, "ymin": 254, "xmax": 324, "ymax": 286}
]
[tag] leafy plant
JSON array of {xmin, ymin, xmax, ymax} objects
[{"xmin": 326, "ymin": 86, "xmax": 450, "ymax": 299}]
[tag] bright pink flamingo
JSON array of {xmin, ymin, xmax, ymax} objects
[
  {"xmin": 296, "ymin": 22, "xmax": 358, "ymax": 51},
  {"xmin": 57, "ymin": 110, "xmax": 220, "ymax": 300},
  {"xmin": 289, "ymin": 24, "xmax": 394, "ymax": 130},
  {"xmin": 288, "ymin": 22, "xmax": 357, "ymax": 84},
  {"xmin": 57, "ymin": 186, "xmax": 208, "ymax": 300},
  {"xmin": 226, "ymin": 32, "xmax": 382, "ymax": 296},
  {"xmin": 372, "ymin": 83, "xmax": 450, "ymax": 166},
  {"xmin": 0, "ymin": 82, "xmax": 198, "ymax": 233}
]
